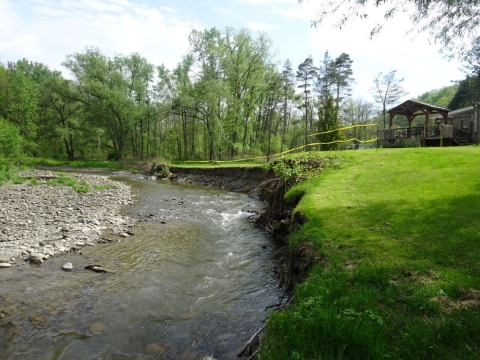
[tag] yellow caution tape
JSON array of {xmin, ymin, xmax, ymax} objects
[
  {"xmin": 182, "ymin": 137, "xmax": 378, "ymax": 164},
  {"xmin": 308, "ymin": 123, "xmax": 377, "ymax": 137}
]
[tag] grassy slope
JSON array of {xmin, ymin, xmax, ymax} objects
[{"xmin": 261, "ymin": 147, "xmax": 480, "ymax": 360}]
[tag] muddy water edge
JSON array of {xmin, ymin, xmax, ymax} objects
[{"xmin": 0, "ymin": 173, "xmax": 282, "ymax": 360}]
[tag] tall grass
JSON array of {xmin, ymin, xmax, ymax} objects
[{"xmin": 261, "ymin": 147, "xmax": 480, "ymax": 360}]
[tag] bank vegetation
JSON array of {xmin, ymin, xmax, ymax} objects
[{"xmin": 259, "ymin": 147, "xmax": 480, "ymax": 360}]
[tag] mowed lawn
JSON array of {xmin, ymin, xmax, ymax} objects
[{"xmin": 261, "ymin": 147, "xmax": 480, "ymax": 360}]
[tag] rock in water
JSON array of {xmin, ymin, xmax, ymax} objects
[
  {"xmin": 0, "ymin": 263, "xmax": 12, "ymax": 268},
  {"xmin": 29, "ymin": 253, "xmax": 44, "ymax": 264},
  {"xmin": 85, "ymin": 264, "xmax": 111, "ymax": 273},
  {"xmin": 62, "ymin": 262, "xmax": 73, "ymax": 271}
]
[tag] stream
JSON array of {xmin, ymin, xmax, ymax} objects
[{"xmin": 0, "ymin": 174, "xmax": 280, "ymax": 360}]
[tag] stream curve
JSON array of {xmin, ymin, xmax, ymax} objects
[{"xmin": 0, "ymin": 174, "xmax": 279, "ymax": 360}]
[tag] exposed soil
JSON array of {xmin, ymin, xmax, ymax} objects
[{"xmin": 169, "ymin": 166, "xmax": 267, "ymax": 194}]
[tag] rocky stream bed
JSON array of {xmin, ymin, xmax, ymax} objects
[{"xmin": 0, "ymin": 170, "xmax": 136, "ymax": 269}]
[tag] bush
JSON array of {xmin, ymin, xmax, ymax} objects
[
  {"xmin": 264, "ymin": 152, "xmax": 341, "ymax": 185},
  {"xmin": 150, "ymin": 158, "xmax": 170, "ymax": 178}
]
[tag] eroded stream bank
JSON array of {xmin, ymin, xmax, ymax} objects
[{"xmin": 0, "ymin": 172, "xmax": 281, "ymax": 360}]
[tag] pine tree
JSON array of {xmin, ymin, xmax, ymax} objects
[{"xmin": 296, "ymin": 56, "xmax": 318, "ymax": 146}]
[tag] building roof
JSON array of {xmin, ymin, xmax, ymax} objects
[
  {"xmin": 431, "ymin": 106, "xmax": 474, "ymax": 119},
  {"xmin": 388, "ymin": 100, "xmax": 450, "ymax": 117}
]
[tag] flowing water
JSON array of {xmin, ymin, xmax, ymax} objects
[{"xmin": 0, "ymin": 174, "xmax": 280, "ymax": 360}]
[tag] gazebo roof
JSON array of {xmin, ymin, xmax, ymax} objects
[{"xmin": 388, "ymin": 100, "xmax": 450, "ymax": 117}]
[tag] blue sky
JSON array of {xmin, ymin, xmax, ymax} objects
[{"xmin": 0, "ymin": 0, "xmax": 465, "ymax": 101}]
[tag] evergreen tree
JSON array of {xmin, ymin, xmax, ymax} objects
[
  {"xmin": 317, "ymin": 96, "xmax": 341, "ymax": 150},
  {"xmin": 296, "ymin": 56, "xmax": 318, "ymax": 146}
]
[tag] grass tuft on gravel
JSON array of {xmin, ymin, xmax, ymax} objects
[{"xmin": 261, "ymin": 146, "xmax": 480, "ymax": 360}]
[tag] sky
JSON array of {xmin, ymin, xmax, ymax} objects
[{"xmin": 0, "ymin": 0, "xmax": 467, "ymax": 102}]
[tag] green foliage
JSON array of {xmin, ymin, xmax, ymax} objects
[
  {"xmin": 264, "ymin": 152, "xmax": 341, "ymax": 185},
  {"xmin": 28, "ymin": 177, "xmax": 41, "ymax": 186},
  {"xmin": 317, "ymin": 96, "xmax": 342, "ymax": 150},
  {"xmin": 46, "ymin": 173, "xmax": 90, "ymax": 193},
  {"xmin": 0, "ymin": 166, "xmax": 24, "ymax": 186},
  {"xmin": 414, "ymin": 84, "xmax": 458, "ymax": 108},
  {"xmin": 150, "ymin": 159, "xmax": 170, "ymax": 178},
  {"xmin": 448, "ymin": 76, "xmax": 478, "ymax": 110},
  {"xmin": 262, "ymin": 147, "xmax": 480, "ymax": 360},
  {"xmin": 0, "ymin": 118, "xmax": 22, "ymax": 170}
]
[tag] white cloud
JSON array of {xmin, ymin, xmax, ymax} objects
[
  {"xmin": 0, "ymin": 0, "xmax": 199, "ymax": 72},
  {"xmin": 247, "ymin": 21, "xmax": 281, "ymax": 32}
]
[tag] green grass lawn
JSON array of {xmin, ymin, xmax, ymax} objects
[{"xmin": 261, "ymin": 147, "xmax": 480, "ymax": 360}]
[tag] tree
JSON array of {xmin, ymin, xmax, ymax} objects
[
  {"xmin": 63, "ymin": 48, "xmax": 140, "ymax": 160},
  {"xmin": 332, "ymin": 53, "xmax": 354, "ymax": 105},
  {"xmin": 280, "ymin": 59, "xmax": 296, "ymax": 152},
  {"xmin": 371, "ymin": 70, "xmax": 409, "ymax": 129},
  {"xmin": 459, "ymin": 36, "xmax": 480, "ymax": 144},
  {"xmin": 38, "ymin": 76, "xmax": 83, "ymax": 160},
  {"xmin": 0, "ymin": 118, "xmax": 22, "ymax": 170},
  {"xmin": 415, "ymin": 85, "xmax": 458, "ymax": 108},
  {"xmin": 448, "ymin": 77, "xmax": 478, "ymax": 110},
  {"xmin": 299, "ymin": 0, "xmax": 480, "ymax": 56},
  {"xmin": 296, "ymin": 56, "xmax": 318, "ymax": 146},
  {"xmin": 341, "ymin": 98, "xmax": 375, "ymax": 126},
  {"xmin": 317, "ymin": 96, "xmax": 341, "ymax": 150},
  {"xmin": 316, "ymin": 51, "xmax": 335, "ymax": 104},
  {"xmin": 317, "ymin": 51, "xmax": 354, "ymax": 106}
]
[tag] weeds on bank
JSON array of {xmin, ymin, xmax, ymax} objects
[
  {"xmin": 0, "ymin": 165, "xmax": 26, "ymax": 185},
  {"xmin": 42, "ymin": 173, "xmax": 114, "ymax": 193},
  {"xmin": 46, "ymin": 173, "xmax": 118, "ymax": 192},
  {"xmin": 261, "ymin": 147, "xmax": 480, "ymax": 360},
  {"xmin": 21, "ymin": 157, "xmax": 124, "ymax": 169}
]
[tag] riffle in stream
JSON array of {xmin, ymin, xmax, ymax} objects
[{"xmin": 0, "ymin": 174, "xmax": 280, "ymax": 360}]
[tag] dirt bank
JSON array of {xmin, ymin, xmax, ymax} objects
[{"xmin": 169, "ymin": 166, "xmax": 267, "ymax": 193}]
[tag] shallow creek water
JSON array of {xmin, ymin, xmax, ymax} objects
[{"xmin": 0, "ymin": 174, "xmax": 280, "ymax": 360}]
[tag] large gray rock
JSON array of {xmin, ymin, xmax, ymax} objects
[{"xmin": 29, "ymin": 253, "xmax": 44, "ymax": 264}]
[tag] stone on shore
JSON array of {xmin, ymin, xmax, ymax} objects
[
  {"xmin": 0, "ymin": 170, "xmax": 136, "ymax": 267},
  {"xmin": 0, "ymin": 263, "xmax": 12, "ymax": 268},
  {"xmin": 29, "ymin": 253, "xmax": 44, "ymax": 264}
]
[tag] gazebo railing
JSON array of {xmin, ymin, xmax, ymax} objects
[
  {"xmin": 378, "ymin": 125, "xmax": 477, "ymax": 144},
  {"xmin": 378, "ymin": 126, "xmax": 426, "ymax": 139},
  {"xmin": 453, "ymin": 127, "xmax": 477, "ymax": 143}
]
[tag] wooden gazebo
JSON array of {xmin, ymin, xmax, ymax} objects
[
  {"xmin": 378, "ymin": 100, "xmax": 477, "ymax": 147},
  {"xmin": 387, "ymin": 100, "xmax": 450, "ymax": 128}
]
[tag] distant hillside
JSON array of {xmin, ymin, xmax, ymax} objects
[{"xmin": 413, "ymin": 84, "xmax": 458, "ymax": 108}]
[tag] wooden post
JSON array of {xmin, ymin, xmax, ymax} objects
[{"xmin": 440, "ymin": 125, "xmax": 443, "ymax": 147}]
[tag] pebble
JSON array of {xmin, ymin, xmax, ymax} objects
[
  {"xmin": 62, "ymin": 262, "xmax": 73, "ymax": 271},
  {"xmin": 0, "ymin": 171, "xmax": 136, "ymax": 267}
]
